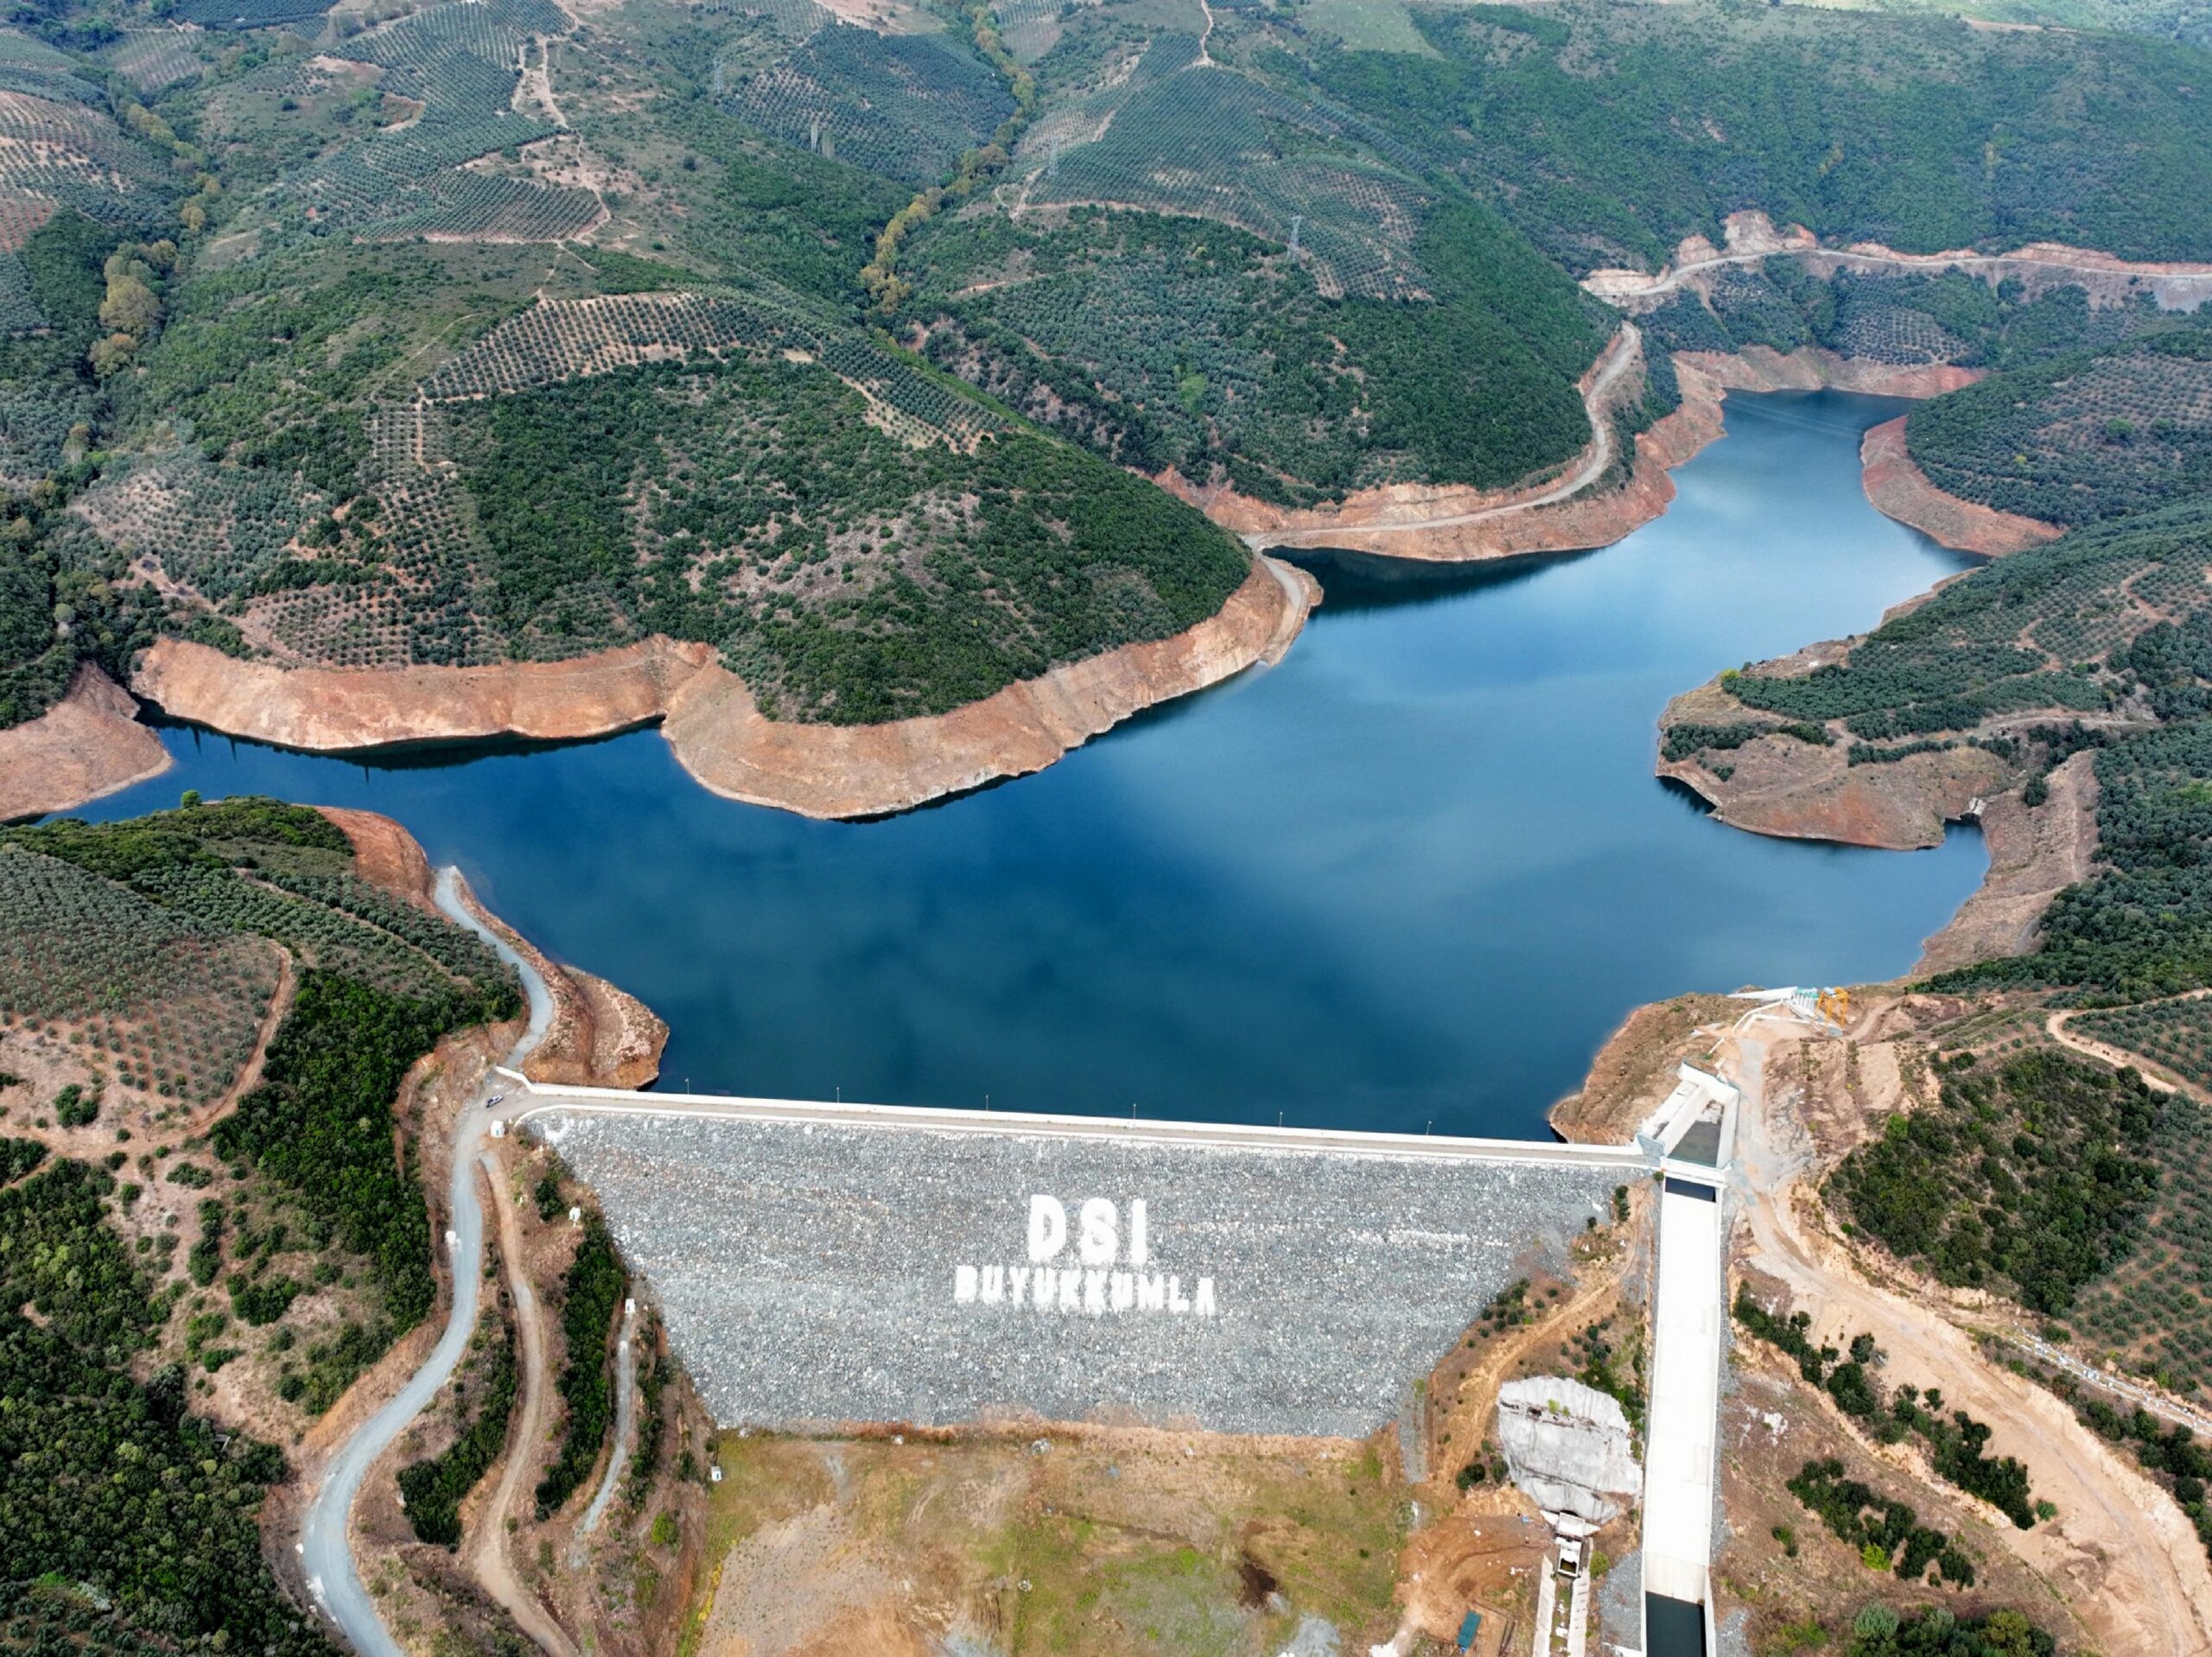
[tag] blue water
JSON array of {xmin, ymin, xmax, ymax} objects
[{"xmin": 67, "ymin": 391, "xmax": 1985, "ymax": 1138}]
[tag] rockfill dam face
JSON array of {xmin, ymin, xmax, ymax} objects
[{"xmin": 532, "ymin": 1106, "xmax": 1630, "ymax": 1437}]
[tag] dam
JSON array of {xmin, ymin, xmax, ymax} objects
[{"xmin": 509, "ymin": 1083, "xmax": 1647, "ymax": 1436}]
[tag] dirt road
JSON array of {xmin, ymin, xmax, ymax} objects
[
  {"xmin": 571, "ymin": 1298, "xmax": 638, "ymax": 1556},
  {"xmin": 471, "ymin": 1150, "xmax": 582, "ymax": 1656},
  {"xmin": 2045, "ymin": 991, "xmax": 2211, "ymax": 1094},
  {"xmin": 1726, "ymin": 1026, "xmax": 2212, "ymax": 1657},
  {"xmin": 1589, "ymin": 243, "xmax": 2212, "ymax": 306}
]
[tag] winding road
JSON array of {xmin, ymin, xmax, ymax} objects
[
  {"xmin": 1244, "ymin": 324, "xmax": 1644, "ymax": 549},
  {"xmin": 299, "ymin": 868, "xmax": 556, "ymax": 1657},
  {"xmin": 2045, "ymin": 989, "xmax": 2211, "ymax": 1095}
]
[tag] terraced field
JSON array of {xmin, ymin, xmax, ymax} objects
[
  {"xmin": 274, "ymin": 0, "xmax": 600, "ymax": 244},
  {"xmin": 0, "ymin": 845, "xmax": 282, "ymax": 1112},
  {"xmin": 422, "ymin": 289, "xmax": 1008, "ymax": 450},
  {"xmin": 0, "ymin": 80, "xmax": 173, "ymax": 228},
  {"xmin": 174, "ymin": 0, "xmax": 337, "ymax": 29},
  {"xmin": 97, "ymin": 30, "xmax": 207, "ymax": 93},
  {"xmin": 1717, "ymin": 500, "xmax": 2212, "ymax": 743},
  {"xmin": 721, "ymin": 13, "xmax": 1014, "ymax": 186}
]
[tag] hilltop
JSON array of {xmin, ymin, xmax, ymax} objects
[{"xmin": 0, "ymin": 0, "xmax": 2206, "ymax": 803}]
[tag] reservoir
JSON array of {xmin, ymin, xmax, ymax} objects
[{"xmin": 68, "ymin": 390, "xmax": 1986, "ymax": 1139}]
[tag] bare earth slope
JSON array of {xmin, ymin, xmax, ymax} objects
[
  {"xmin": 1859, "ymin": 416, "xmax": 2063, "ymax": 556},
  {"xmin": 1676, "ymin": 346, "xmax": 1982, "ymax": 400},
  {"xmin": 1729, "ymin": 1022, "xmax": 2212, "ymax": 1656},
  {"xmin": 130, "ymin": 556, "xmax": 1317, "ymax": 820},
  {"xmin": 0, "ymin": 663, "xmax": 170, "ymax": 820},
  {"xmin": 1655, "ymin": 670, "xmax": 2012, "ymax": 851},
  {"xmin": 1584, "ymin": 211, "xmax": 2212, "ymax": 310}
]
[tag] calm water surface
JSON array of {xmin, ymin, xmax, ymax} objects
[{"xmin": 73, "ymin": 391, "xmax": 1985, "ymax": 1138}]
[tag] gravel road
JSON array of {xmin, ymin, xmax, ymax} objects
[{"xmin": 299, "ymin": 869, "xmax": 554, "ymax": 1657}]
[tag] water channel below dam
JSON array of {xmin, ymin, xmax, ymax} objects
[{"xmin": 68, "ymin": 390, "xmax": 1988, "ymax": 1140}]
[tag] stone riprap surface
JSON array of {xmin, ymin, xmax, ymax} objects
[{"xmin": 533, "ymin": 1110, "xmax": 1624, "ymax": 1437}]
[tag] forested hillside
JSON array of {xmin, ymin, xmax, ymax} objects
[
  {"xmin": 0, "ymin": 0, "xmax": 1257, "ymax": 734},
  {"xmin": 888, "ymin": 7, "xmax": 1613, "ymax": 506},
  {"xmin": 1675, "ymin": 495, "xmax": 2212, "ymax": 1003},
  {"xmin": 6, "ymin": 0, "xmax": 2206, "ymax": 732},
  {"xmin": 1905, "ymin": 327, "xmax": 2212, "ymax": 527},
  {"xmin": 1304, "ymin": 1, "xmax": 2212, "ymax": 274},
  {"xmin": 907, "ymin": 202, "xmax": 1602, "ymax": 505},
  {"xmin": 0, "ymin": 797, "xmax": 522, "ymax": 1651},
  {"xmin": 1639, "ymin": 260, "xmax": 2171, "ymax": 375},
  {"xmin": 1790, "ymin": 0, "xmax": 2210, "ymax": 52}
]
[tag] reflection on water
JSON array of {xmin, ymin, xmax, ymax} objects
[{"xmin": 78, "ymin": 392, "xmax": 1986, "ymax": 1139}]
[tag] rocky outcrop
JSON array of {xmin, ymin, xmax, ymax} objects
[
  {"xmin": 0, "ymin": 663, "xmax": 169, "ymax": 822},
  {"xmin": 130, "ymin": 556, "xmax": 1317, "ymax": 821},
  {"xmin": 1859, "ymin": 416, "xmax": 2063, "ymax": 557}
]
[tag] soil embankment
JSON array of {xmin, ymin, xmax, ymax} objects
[
  {"xmin": 1914, "ymin": 747, "xmax": 2099, "ymax": 975},
  {"xmin": 123, "ymin": 555, "xmax": 1315, "ymax": 821},
  {"xmin": 1675, "ymin": 347, "xmax": 1980, "ymax": 401},
  {"xmin": 0, "ymin": 663, "xmax": 169, "ymax": 820},
  {"xmin": 1183, "ymin": 327, "xmax": 1728, "ymax": 563},
  {"xmin": 1548, "ymin": 992, "xmax": 1738, "ymax": 1144},
  {"xmin": 660, "ymin": 554, "xmax": 1314, "ymax": 815},
  {"xmin": 135, "ymin": 636, "xmax": 710, "ymax": 752},
  {"xmin": 1858, "ymin": 416, "xmax": 2063, "ymax": 556},
  {"xmin": 1656, "ymin": 659, "xmax": 2111, "ymax": 973}
]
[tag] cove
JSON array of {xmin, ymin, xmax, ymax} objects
[{"xmin": 68, "ymin": 390, "xmax": 1986, "ymax": 1140}]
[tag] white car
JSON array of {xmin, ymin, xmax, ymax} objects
[{"xmin": 486, "ymin": 1094, "xmax": 505, "ymax": 1108}]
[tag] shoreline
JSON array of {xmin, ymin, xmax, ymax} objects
[
  {"xmin": 1185, "ymin": 338, "xmax": 1982, "ymax": 568},
  {"xmin": 1649, "ymin": 669, "xmax": 2104, "ymax": 977},
  {"xmin": 85, "ymin": 554, "xmax": 1315, "ymax": 823},
  {"xmin": 1179, "ymin": 327, "xmax": 1734, "ymax": 564},
  {"xmin": 1857, "ymin": 415, "xmax": 2063, "ymax": 556}
]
